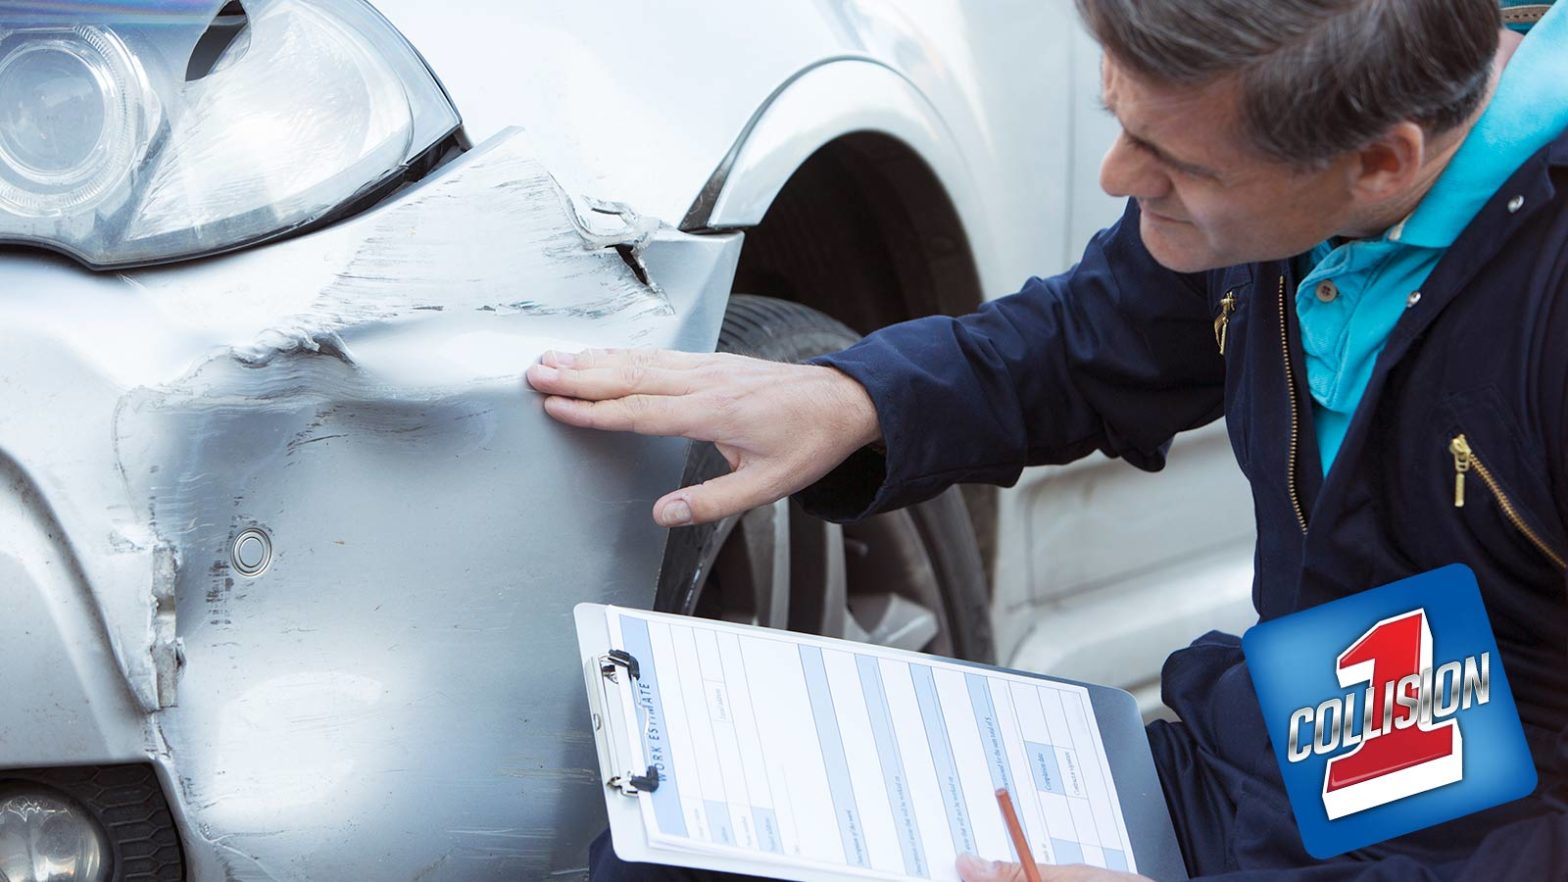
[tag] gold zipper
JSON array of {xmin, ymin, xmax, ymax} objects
[
  {"xmin": 1214, "ymin": 290, "xmax": 1236, "ymax": 355},
  {"xmin": 1449, "ymin": 434, "xmax": 1567, "ymax": 570},
  {"xmin": 1279, "ymin": 275, "xmax": 1307, "ymax": 533},
  {"xmin": 1450, "ymin": 436, "xmax": 1471, "ymax": 507}
]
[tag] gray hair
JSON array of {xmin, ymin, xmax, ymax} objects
[{"xmin": 1075, "ymin": 0, "xmax": 1501, "ymax": 167}]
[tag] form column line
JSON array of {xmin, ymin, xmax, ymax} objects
[
  {"xmin": 910, "ymin": 663, "xmax": 976, "ymax": 855},
  {"xmin": 966, "ymin": 672, "xmax": 1018, "ymax": 795},
  {"xmin": 798, "ymin": 645, "xmax": 869, "ymax": 867},
  {"xmin": 857, "ymin": 655, "xmax": 930, "ymax": 877}
]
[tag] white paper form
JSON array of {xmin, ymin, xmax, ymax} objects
[{"xmin": 605, "ymin": 607, "xmax": 1138, "ymax": 881}]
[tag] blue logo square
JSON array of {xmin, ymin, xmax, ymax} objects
[{"xmin": 1243, "ymin": 564, "xmax": 1536, "ymax": 858}]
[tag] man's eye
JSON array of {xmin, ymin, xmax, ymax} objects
[
  {"xmin": 1124, "ymin": 135, "xmax": 1170, "ymax": 166},
  {"xmin": 1124, "ymin": 135, "xmax": 1160, "ymax": 160}
]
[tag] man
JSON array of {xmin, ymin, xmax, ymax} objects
[{"xmin": 526, "ymin": 0, "xmax": 1568, "ymax": 878}]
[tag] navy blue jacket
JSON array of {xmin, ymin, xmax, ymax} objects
[{"xmin": 802, "ymin": 133, "xmax": 1568, "ymax": 879}]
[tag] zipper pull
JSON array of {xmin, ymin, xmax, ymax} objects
[
  {"xmin": 1214, "ymin": 291, "xmax": 1237, "ymax": 355},
  {"xmin": 1450, "ymin": 434, "xmax": 1472, "ymax": 507}
]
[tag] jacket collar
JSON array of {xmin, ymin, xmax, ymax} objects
[
  {"xmin": 1263, "ymin": 126, "xmax": 1566, "ymax": 527},
  {"xmin": 1394, "ymin": 0, "xmax": 1568, "ymax": 249}
]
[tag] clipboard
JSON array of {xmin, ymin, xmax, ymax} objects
[
  {"xmin": 579, "ymin": 604, "xmax": 698, "ymax": 868},
  {"xmin": 576, "ymin": 603, "xmax": 1188, "ymax": 882}
]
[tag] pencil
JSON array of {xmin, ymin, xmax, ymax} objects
[{"xmin": 995, "ymin": 788, "xmax": 1044, "ymax": 882}]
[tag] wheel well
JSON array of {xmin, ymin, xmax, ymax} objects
[
  {"xmin": 731, "ymin": 133, "xmax": 996, "ymax": 588},
  {"xmin": 731, "ymin": 133, "xmax": 983, "ymax": 334}
]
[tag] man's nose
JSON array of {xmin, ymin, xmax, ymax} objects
[{"xmin": 1100, "ymin": 133, "xmax": 1170, "ymax": 201}]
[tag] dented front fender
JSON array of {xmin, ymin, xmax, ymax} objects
[{"xmin": 0, "ymin": 129, "xmax": 739, "ymax": 879}]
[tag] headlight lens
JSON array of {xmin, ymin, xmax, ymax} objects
[
  {"xmin": 0, "ymin": 0, "xmax": 460, "ymax": 268},
  {"xmin": 0, "ymin": 27, "xmax": 147, "ymax": 218},
  {"xmin": 0, "ymin": 787, "xmax": 109, "ymax": 882}
]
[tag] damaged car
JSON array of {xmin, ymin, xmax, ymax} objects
[{"xmin": 0, "ymin": 1, "xmax": 1256, "ymax": 879}]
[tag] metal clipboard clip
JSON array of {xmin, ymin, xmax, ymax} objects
[{"xmin": 591, "ymin": 649, "xmax": 661, "ymax": 797}]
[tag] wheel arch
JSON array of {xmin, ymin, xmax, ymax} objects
[
  {"xmin": 685, "ymin": 59, "xmax": 998, "ymax": 580},
  {"xmin": 686, "ymin": 58, "xmax": 988, "ymax": 332}
]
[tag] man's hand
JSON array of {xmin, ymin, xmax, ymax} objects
[
  {"xmin": 525, "ymin": 348, "xmax": 881, "ymax": 527},
  {"xmin": 955, "ymin": 855, "xmax": 1153, "ymax": 882}
]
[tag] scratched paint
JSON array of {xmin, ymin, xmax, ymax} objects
[{"xmin": 0, "ymin": 128, "xmax": 741, "ymax": 879}]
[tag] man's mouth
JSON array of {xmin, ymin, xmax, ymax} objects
[{"xmin": 1138, "ymin": 201, "xmax": 1190, "ymax": 224}]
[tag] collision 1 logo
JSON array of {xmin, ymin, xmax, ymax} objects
[
  {"xmin": 1244, "ymin": 565, "xmax": 1536, "ymax": 858},
  {"xmin": 1294, "ymin": 607, "xmax": 1484, "ymax": 820}
]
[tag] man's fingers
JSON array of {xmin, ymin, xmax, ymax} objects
[
  {"xmin": 526, "ymin": 349, "xmax": 870, "ymax": 529},
  {"xmin": 653, "ymin": 467, "xmax": 792, "ymax": 527},
  {"xmin": 954, "ymin": 855, "xmax": 1028, "ymax": 882},
  {"xmin": 540, "ymin": 347, "xmax": 711, "ymax": 371},
  {"xmin": 955, "ymin": 859, "xmax": 1147, "ymax": 882},
  {"xmin": 526, "ymin": 361, "xmax": 697, "ymax": 400},
  {"xmin": 528, "ymin": 348, "xmax": 728, "ymax": 400},
  {"xmin": 542, "ymin": 394, "xmax": 711, "ymax": 437}
]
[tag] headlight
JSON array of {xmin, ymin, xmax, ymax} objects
[
  {"xmin": 0, "ymin": 0, "xmax": 461, "ymax": 268},
  {"xmin": 0, "ymin": 786, "xmax": 109, "ymax": 882}
]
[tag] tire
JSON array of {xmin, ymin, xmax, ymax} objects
[{"xmin": 655, "ymin": 295, "xmax": 995, "ymax": 663}]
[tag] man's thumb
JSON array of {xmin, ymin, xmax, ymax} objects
[
  {"xmin": 653, "ymin": 467, "xmax": 788, "ymax": 527},
  {"xmin": 956, "ymin": 854, "xmax": 1014, "ymax": 882}
]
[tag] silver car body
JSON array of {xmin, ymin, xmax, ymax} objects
[{"xmin": 0, "ymin": 1, "xmax": 1255, "ymax": 878}]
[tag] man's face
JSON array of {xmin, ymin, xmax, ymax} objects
[{"xmin": 1098, "ymin": 57, "xmax": 1358, "ymax": 273}]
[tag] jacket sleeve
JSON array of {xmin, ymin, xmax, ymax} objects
[{"xmin": 795, "ymin": 200, "xmax": 1227, "ymax": 522}]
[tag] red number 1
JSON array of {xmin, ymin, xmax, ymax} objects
[{"xmin": 1323, "ymin": 609, "xmax": 1462, "ymax": 819}]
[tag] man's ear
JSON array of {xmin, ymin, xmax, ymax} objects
[{"xmin": 1349, "ymin": 121, "xmax": 1427, "ymax": 202}]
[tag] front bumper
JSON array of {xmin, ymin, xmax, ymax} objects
[{"xmin": 0, "ymin": 129, "xmax": 740, "ymax": 879}]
